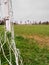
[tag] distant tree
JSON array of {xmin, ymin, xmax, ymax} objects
[
  {"xmin": 42, "ymin": 21, "xmax": 49, "ymax": 25},
  {"xmin": 46, "ymin": 21, "xmax": 49, "ymax": 24},
  {"xmin": 35, "ymin": 21, "xmax": 37, "ymax": 24},
  {"xmin": 39, "ymin": 21, "xmax": 41, "ymax": 24},
  {"xmin": 27, "ymin": 20, "xmax": 29, "ymax": 24},
  {"xmin": 0, "ymin": 19, "xmax": 5, "ymax": 25}
]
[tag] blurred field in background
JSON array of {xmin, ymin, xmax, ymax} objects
[
  {"xmin": 0, "ymin": 25, "xmax": 49, "ymax": 65},
  {"xmin": 14, "ymin": 25, "xmax": 49, "ymax": 36}
]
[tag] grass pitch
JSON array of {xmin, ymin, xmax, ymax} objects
[{"xmin": 0, "ymin": 25, "xmax": 49, "ymax": 65}]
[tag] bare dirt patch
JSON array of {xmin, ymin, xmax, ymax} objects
[
  {"xmin": 22, "ymin": 34, "xmax": 49, "ymax": 46},
  {"xmin": 33, "ymin": 35, "xmax": 49, "ymax": 46}
]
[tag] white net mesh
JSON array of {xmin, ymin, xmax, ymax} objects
[
  {"xmin": 0, "ymin": 0, "xmax": 23, "ymax": 65},
  {"xmin": 0, "ymin": 30, "xmax": 23, "ymax": 65}
]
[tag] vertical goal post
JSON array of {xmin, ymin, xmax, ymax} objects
[{"xmin": 0, "ymin": 0, "xmax": 23, "ymax": 65}]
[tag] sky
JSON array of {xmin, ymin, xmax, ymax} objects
[
  {"xmin": 0, "ymin": 0, "xmax": 49, "ymax": 22},
  {"xmin": 12, "ymin": 0, "xmax": 49, "ymax": 22}
]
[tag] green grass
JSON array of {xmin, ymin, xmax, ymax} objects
[
  {"xmin": 14, "ymin": 25, "xmax": 49, "ymax": 36},
  {"xmin": 15, "ymin": 36, "xmax": 49, "ymax": 65},
  {"xmin": 0, "ymin": 25, "xmax": 49, "ymax": 36},
  {"xmin": 0, "ymin": 25, "xmax": 49, "ymax": 65}
]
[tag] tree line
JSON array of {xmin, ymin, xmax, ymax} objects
[{"xmin": 0, "ymin": 19, "xmax": 49, "ymax": 25}]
